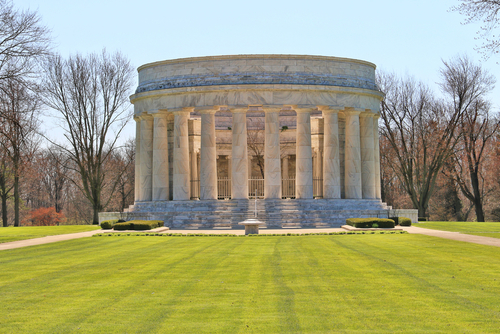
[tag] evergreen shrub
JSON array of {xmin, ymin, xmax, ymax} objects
[
  {"xmin": 345, "ymin": 218, "xmax": 395, "ymax": 228},
  {"xmin": 398, "ymin": 217, "xmax": 412, "ymax": 226},
  {"xmin": 100, "ymin": 220, "xmax": 119, "ymax": 229}
]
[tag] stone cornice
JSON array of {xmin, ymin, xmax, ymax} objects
[
  {"xmin": 135, "ymin": 71, "xmax": 378, "ymax": 94},
  {"xmin": 137, "ymin": 54, "xmax": 376, "ymax": 72},
  {"xmin": 130, "ymin": 84, "xmax": 385, "ymax": 104}
]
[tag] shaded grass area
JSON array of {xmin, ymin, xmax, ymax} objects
[
  {"xmin": 0, "ymin": 225, "xmax": 100, "ymax": 243},
  {"xmin": 416, "ymin": 222, "xmax": 500, "ymax": 239},
  {"xmin": 1, "ymin": 235, "xmax": 499, "ymax": 333}
]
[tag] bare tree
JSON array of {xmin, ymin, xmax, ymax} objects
[
  {"xmin": 0, "ymin": 0, "xmax": 51, "ymax": 86},
  {"xmin": 247, "ymin": 118, "xmax": 265, "ymax": 178},
  {"xmin": 28, "ymin": 147, "xmax": 70, "ymax": 213},
  {"xmin": 0, "ymin": 141, "xmax": 13, "ymax": 226},
  {"xmin": 0, "ymin": 78, "xmax": 41, "ymax": 226},
  {"xmin": 104, "ymin": 139, "xmax": 135, "ymax": 212},
  {"xmin": 379, "ymin": 55, "xmax": 494, "ymax": 219},
  {"xmin": 378, "ymin": 73, "xmax": 462, "ymax": 218},
  {"xmin": 42, "ymin": 50, "xmax": 134, "ymax": 224},
  {"xmin": 450, "ymin": 0, "xmax": 500, "ymax": 58},
  {"xmin": 445, "ymin": 100, "xmax": 498, "ymax": 221},
  {"xmin": 440, "ymin": 56, "xmax": 496, "ymax": 221}
]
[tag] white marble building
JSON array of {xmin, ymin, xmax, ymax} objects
[{"xmin": 100, "ymin": 55, "xmax": 417, "ymax": 227}]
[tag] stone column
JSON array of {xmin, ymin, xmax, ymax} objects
[
  {"xmin": 173, "ymin": 108, "xmax": 191, "ymax": 200},
  {"xmin": 140, "ymin": 114, "xmax": 154, "ymax": 201},
  {"xmin": 248, "ymin": 156, "xmax": 252, "ymax": 179},
  {"xmin": 152, "ymin": 111, "xmax": 169, "ymax": 201},
  {"xmin": 373, "ymin": 114, "xmax": 381, "ymax": 199},
  {"xmin": 282, "ymin": 156, "xmax": 289, "ymax": 179},
  {"xmin": 264, "ymin": 108, "xmax": 281, "ymax": 199},
  {"xmin": 295, "ymin": 108, "xmax": 313, "ymax": 199},
  {"xmin": 134, "ymin": 116, "xmax": 141, "ymax": 202},
  {"xmin": 360, "ymin": 112, "xmax": 376, "ymax": 199},
  {"xmin": 322, "ymin": 108, "xmax": 341, "ymax": 199},
  {"xmin": 190, "ymin": 149, "xmax": 198, "ymax": 194},
  {"xmin": 344, "ymin": 109, "xmax": 362, "ymax": 199},
  {"xmin": 200, "ymin": 110, "xmax": 217, "ymax": 200},
  {"xmin": 231, "ymin": 108, "xmax": 249, "ymax": 199}
]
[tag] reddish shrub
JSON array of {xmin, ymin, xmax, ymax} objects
[{"xmin": 26, "ymin": 207, "xmax": 66, "ymax": 226}]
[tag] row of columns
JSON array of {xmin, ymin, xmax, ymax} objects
[{"xmin": 135, "ymin": 106, "xmax": 381, "ymax": 202}]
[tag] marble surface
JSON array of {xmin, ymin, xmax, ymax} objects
[
  {"xmin": 200, "ymin": 110, "xmax": 218, "ymax": 199},
  {"xmin": 136, "ymin": 55, "xmax": 378, "ymax": 93},
  {"xmin": 360, "ymin": 113, "xmax": 376, "ymax": 199},
  {"xmin": 140, "ymin": 116, "xmax": 153, "ymax": 201},
  {"xmin": 134, "ymin": 119, "xmax": 141, "ymax": 202},
  {"xmin": 130, "ymin": 55, "xmax": 386, "ymax": 204},
  {"xmin": 295, "ymin": 109, "xmax": 313, "ymax": 199},
  {"xmin": 153, "ymin": 113, "xmax": 169, "ymax": 200},
  {"xmin": 344, "ymin": 111, "xmax": 362, "ymax": 199},
  {"xmin": 373, "ymin": 115, "xmax": 381, "ymax": 199},
  {"xmin": 322, "ymin": 109, "xmax": 341, "ymax": 198},
  {"xmin": 231, "ymin": 109, "xmax": 248, "ymax": 199},
  {"xmin": 173, "ymin": 110, "xmax": 190, "ymax": 200},
  {"xmin": 131, "ymin": 56, "xmax": 383, "ymax": 116},
  {"xmin": 264, "ymin": 108, "xmax": 282, "ymax": 199}
]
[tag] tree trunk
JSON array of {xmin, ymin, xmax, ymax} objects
[
  {"xmin": 470, "ymin": 171, "xmax": 485, "ymax": 222},
  {"xmin": 93, "ymin": 204, "xmax": 100, "ymax": 225},
  {"xmin": 14, "ymin": 174, "xmax": 19, "ymax": 226},
  {"xmin": 1, "ymin": 194, "xmax": 7, "ymax": 227},
  {"xmin": 417, "ymin": 204, "xmax": 428, "ymax": 221}
]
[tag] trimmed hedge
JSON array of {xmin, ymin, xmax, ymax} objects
[
  {"xmin": 345, "ymin": 218, "xmax": 395, "ymax": 228},
  {"xmin": 100, "ymin": 220, "xmax": 119, "ymax": 229},
  {"xmin": 113, "ymin": 220, "xmax": 164, "ymax": 231},
  {"xmin": 390, "ymin": 216, "xmax": 412, "ymax": 226},
  {"xmin": 398, "ymin": 217, "xmax": 412, "ymax": 226}
]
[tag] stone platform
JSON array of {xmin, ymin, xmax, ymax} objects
[{"xmin": 99, "ymin": 199, "xmax": 398, "ymax": 229}]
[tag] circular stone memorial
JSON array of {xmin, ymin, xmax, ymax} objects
[{"xmin": 99, "ymin": 55, "xmax": 418, "ymax": 229}]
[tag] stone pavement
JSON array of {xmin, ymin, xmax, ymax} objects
[
  {"xmin": 0, "ymin": 229, "xmax": 104, "ymax": 251},
  {"xmin": 400, "ymin": 226, "xmax": 500, "ymax": 247},
  {"xmin": 1, "ymin": 225, "xmax": 499, "ymax": 251}
]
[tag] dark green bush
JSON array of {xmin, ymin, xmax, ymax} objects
[
  {"xmin": 113, "ymin": 222, "xmax": 133, "ymax": 230},
  {"xmin": 345, "ymin": 218, "xmax": 395, "ymax": 228},
  {"xmin": 100, "ymin": 220, "xmax": 119, "ymax": 229},
  {"xmin": 112, "ymin": 220, "xmax": 164, "ymax": 231},
  {"xmin": 389, "ymin": 217, "xmax": 399, "ymax": 225},
  {"xmin": 399, "ymin": 217, "xmax": 412, "ymax": 226}
]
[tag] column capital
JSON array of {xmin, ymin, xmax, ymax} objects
[
  {"xmin": 284, "ymin": 105, "xmax": 314, "ymax": 113},
  {"xmin": 199, "ymin": 109, "xmax": 217, "ymax": 115},
  {"xmin": 344, "ymin": 107, "xmax": 364, "ymax": 115},
  {"xmin": 262, "ymin": 106, "xmax": 282, "ymax": 113},
  {"xmin": 172, "ymin": 107, "xmax": 194, "ymax": 115},
  {"xmin": 373, "ymin": 113, "xmax": 381, "ymax": 120},
  {"xmin": 137, "ymin": 113, "xmax": 153, "ymax": 120},
  {"xmin": 294, "ymin": 107, "xmax": 314, "ymax": 113},
  {"xmin": 318, "ymin": 105, "xmax": 342, "ymax": 113},
  {"xmin": 151, "ymin": 109, "xmax": 169, "ymax": 118},
  {"xmin": 360, "ymin": 111, "xmax": 375, "ymax": 118},
  {"xmin": 229, "ymin": 107, "xmax": 248, "ymax": 114}
]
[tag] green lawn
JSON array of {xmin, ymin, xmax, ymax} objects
[
  {"xmin": 416, "ymin": 221, "xmax": 500, "ymax": 239},
  {"xmin": 1, "ymin": 234, "xmax": 499, "ymax": 333},
  {"xmin": 0, "ymin": 225, "xmax": 100, "ymax": 243}
]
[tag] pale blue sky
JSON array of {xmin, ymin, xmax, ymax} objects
[{"xmin": 13, "ymin": 0, "xmax": 500, "ymax": 140}]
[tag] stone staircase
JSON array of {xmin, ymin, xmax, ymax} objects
[{"xmin": 120, "ymin": 199, "xmax": 392, "ymax": 229}]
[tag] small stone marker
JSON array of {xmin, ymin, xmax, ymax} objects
[{"xmin": 238, "ymin": 219, "xmax": 265, "ymax": 235}]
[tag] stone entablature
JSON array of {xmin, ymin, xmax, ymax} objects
[
  {"xmin": 126, "ymin": 54, "xmax": 400, "ymax": 227},
  {"xmin": 135, "ymin": 54, "xmax": 378, "ymax": 93},
  {"xmin": 131, "ymin": 55, "xmax": 383, "ymax": 114}
]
